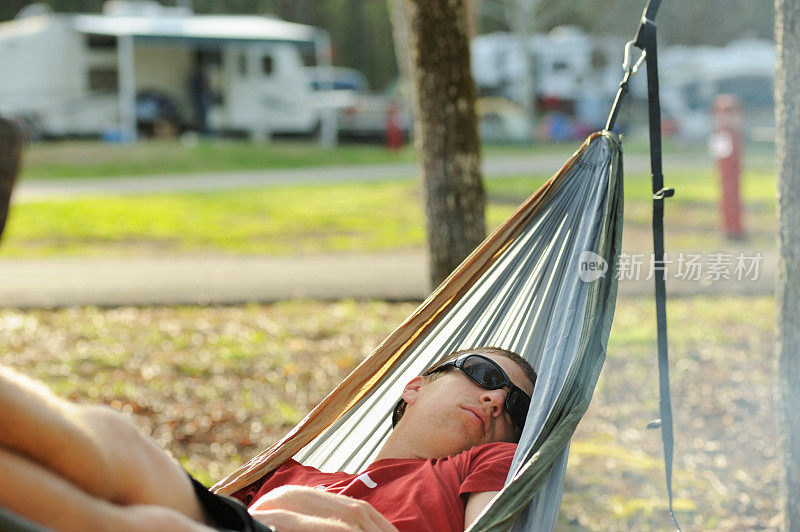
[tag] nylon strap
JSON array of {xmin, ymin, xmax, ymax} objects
[{"xmin": 633, "ymin": 3, "xmax": 682, "ymax": 530}]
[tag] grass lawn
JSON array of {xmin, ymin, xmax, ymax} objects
[
  {"xmin": 19, "ymin": 134, "xmax": 765, "ymax": 181},
  {"xmin": 1, "ymin": 163, "xmax": 777, "ymax": 258},
  {"xmin": 0, "ymin": 294, "xmax": 778, "ymax": 530},
  {"xmin": 1, "ymin": 181, "xmax": 431, "ymax": 257},
  {"xmin": 19, "ymin": 139, "xmax": 417, "ymax": 181},
  {"xmin": 19, "ymin": 137, "xmax": 591, "ymax": 181}
]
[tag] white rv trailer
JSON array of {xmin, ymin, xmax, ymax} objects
[
  {"xmin": 470, "ymin": 27, "xmax": 623, "ymax": 129},
  {"xmin": 0, "ymin": 1, "xmax": 334, "ymax": 141}
]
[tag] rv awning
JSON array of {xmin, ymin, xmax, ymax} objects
[{"xmin": 72, "ymin": 14, "xmax": 319, "ymax": 45}]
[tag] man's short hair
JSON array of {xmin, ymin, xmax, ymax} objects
[{"xmin": 391, "ymin": 346, "xmax": 537, "ymax": 431}]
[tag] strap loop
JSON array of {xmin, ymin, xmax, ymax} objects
[{"xmin": 653, "ymin": 187, "xmax": 675, "ymax": 200}]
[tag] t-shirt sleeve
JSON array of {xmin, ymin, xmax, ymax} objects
[
  {"xmin": 458, "ymin": 442, "xmax": 517, "ymax": 496},
  {"xmin": 228, "ymin": 462, "xmax": 288, "ymax": 507}
]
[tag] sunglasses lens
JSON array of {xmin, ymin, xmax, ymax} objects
[
  {"xmin": 506, "ymin": 389, "xmax": 530, "ymax": 428},
  {"xmin": 461, "ymin": 357, "xmax": 506, "ymax": 388},
  {"xmin": 458, "ymin": 354, "xmax": 530, "ymax": 430}
]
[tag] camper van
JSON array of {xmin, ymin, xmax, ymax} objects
[{"xmin": 0, "ymin": 1, "xmax": 330, "ymax": 139}]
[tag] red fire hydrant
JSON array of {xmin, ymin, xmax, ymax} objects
[
  {"xmin": 709, "ymin": 94, "xmax": 744, "ymax": 239},
  {"xmin": 385, "ymin": 103, "xmax": 403, "ymax": 151}
]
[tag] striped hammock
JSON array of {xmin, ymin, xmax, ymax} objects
[{"xmin": 214, "ymin": 130, "xmax": 625, "ymax": 531}]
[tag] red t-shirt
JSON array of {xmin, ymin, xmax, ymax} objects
[{"xmin": 232, "ymin": 442, "xmax": 516, "ymax": 532}]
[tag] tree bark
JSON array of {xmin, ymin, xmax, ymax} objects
[
  {"xmin": 404, "ymin": 0, "xmax": 486, "ymax": 287},
  {"xmin": 775, "ymin": 0, "xmax": 800, "ymax": 530}
]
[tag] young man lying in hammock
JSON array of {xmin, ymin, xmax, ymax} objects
[{"xmin": 0, "ymin": 348, "xmax": 536, "ymax": 532}]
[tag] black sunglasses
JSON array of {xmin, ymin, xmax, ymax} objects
[{"xmin": 425, "ymin": 353, "xmax": 531, "ymax": 431}]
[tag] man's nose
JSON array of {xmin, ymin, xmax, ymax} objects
[{"xmin": 479, "ymin": 388, "xmax": 507, "ymax": 416}]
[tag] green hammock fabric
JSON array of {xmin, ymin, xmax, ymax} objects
[
  {"xmin": 471, "ymin": 131, "xmax": 623, "ymax": 530},
  {"xmin": 216, "ymin": 131, "xmax": 624, "ymax": 531}
]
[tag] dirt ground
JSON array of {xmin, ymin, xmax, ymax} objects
[{"xmin": 0, "ymin": 295, "xmax": 782, "ymax": 530}]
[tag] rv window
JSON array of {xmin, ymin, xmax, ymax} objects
[
  {"xmin": 88, "ymin": 68, "xmax": 119, "ymax": 92},
  {"xmin": 86, "ymin": 34, "xmax": 117, "ymax": 50},
  {"xmin": 199, "ymin": 50, "xmax": 222, "ymax": 65},
  {"xmin": 239, "ymin": 54, "xmax": 248, "ymax": 75},
  {"xmin": 262, "ymin": 56, "xmax": 274, "ymax": 75}
]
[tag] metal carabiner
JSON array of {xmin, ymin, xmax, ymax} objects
[{"xmin": 622, "ymin": 40, "xmax": 647, "ymax": 75}]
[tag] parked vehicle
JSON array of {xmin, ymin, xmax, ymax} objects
[
  {"xmin": 655, "ymin": 39, "xmax": 775, "ymax": 141},
  {"xmin": 477, "ymin": 97, "xmax": 532, "ymax": 143},
  {"xmin": 305, "ymin": 66, "xmax": 369, "ymax": 92},
  {"xmin": 337, "ymin": 85, "xmax": 410, "ymax": 140},
  {"xmin": 471, "ymin": 26, "xmax": 623, "ymax": 130},
  {"xmin": 0, "ymin": 1, "xmax": 330, "ymax": 139},
  {"xmin": 305, "ymin": 68, "xmax": 410, "ymax": 141},
  {"xmin": 306, "ymin": 67, "xmax": 411, "ymax": 140}
]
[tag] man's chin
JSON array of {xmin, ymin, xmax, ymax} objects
[
  {"xmin": 451, "ymin": 426, "xmax": 487, "ymax": 453},
  {"xmin": 437, "ymin": 434, "xmax": 481, "ymax": 457}
]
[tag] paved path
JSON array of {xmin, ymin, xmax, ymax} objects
[
  {"xmin": 0, "ymin": 249, "xmax": 775, "ymax": 308},
  {"xmin": 0, "ymin": 253, "xmax": 427, "ymax": 307},
  {"xmin": 13, "ymin": 152, "xmax": 715, "ymax": 201}
]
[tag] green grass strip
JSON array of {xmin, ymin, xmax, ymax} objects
[{"xmin": 2, "ymin": 167, "xmax": 776, "ymax": 258}]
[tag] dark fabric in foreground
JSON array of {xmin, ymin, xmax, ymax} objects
[
  {"xmin": 190, "ymin": 475, "xmax": 276, "ymax": 532},
  {"xmin": 0, "ymin": 507, "xmax": 54, "ymax": 532}
]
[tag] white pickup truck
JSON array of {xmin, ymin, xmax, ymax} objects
[{"xmin": 307, "ymin": 67, "xmax": 411, "ymax": 140}]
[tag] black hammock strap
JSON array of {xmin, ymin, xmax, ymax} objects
[
  {"xmin": 615, "ymin": 1, "xmax": 681, "ymax": 529},
  {"xmin": 607, "ymin": 1, "xmax": 680, "ymax": 529}
]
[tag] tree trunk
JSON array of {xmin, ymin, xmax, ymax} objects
[
  {"xmin": 404, "ymin": 0, "xmax": 486, "ymax": 287},
  {"xmin": 389, "ymin": 0, "xmax": 480, "ymax": 82},
  {"xmin": 775, "ymin": 0, "xmax": 800, "ymax": 530}
]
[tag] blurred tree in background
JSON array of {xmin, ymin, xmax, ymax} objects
[{"xmin": 403, "ymin": 0, "xmax": 485, "ymax": 287}]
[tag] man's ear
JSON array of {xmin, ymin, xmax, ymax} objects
[{"xmin": 401, "ymin": 376, "xmax": 424, "ymax": 406}]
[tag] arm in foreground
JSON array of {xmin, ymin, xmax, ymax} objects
[
  {"xmin": 0, "ymin": 365, "xmax": 388, "ymax": 531},
  {"xmin": 0, "ymin": 446, "xmax": 212, "ymax": 532},
  {"xmin": 464, "ymin": 490, "xmax": 499, "ymax": 530},
  {"xmin": 0, "ymin": 365, "xmax": 203, "ymax": 519},
  {"xmin": 248, "ymin": 485, "xmax": 398, "ymax": 532}
]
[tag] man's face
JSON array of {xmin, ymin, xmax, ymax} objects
[{"xmin": 400, "ymin": 354, "xmax": 534, "ymax": 458}]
